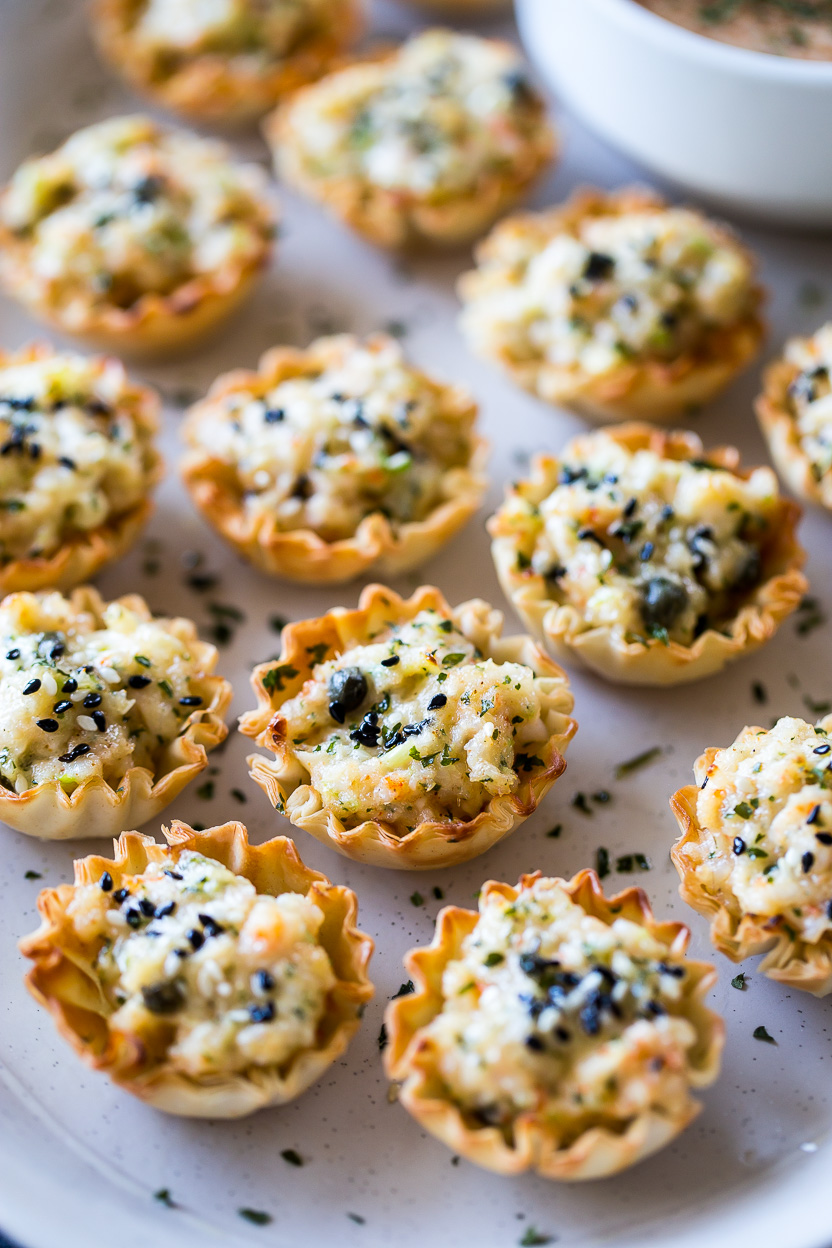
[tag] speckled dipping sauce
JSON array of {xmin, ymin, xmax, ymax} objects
[{"xmin": 637, "ymin": 0, "xmax": 832, "ymax": 59}]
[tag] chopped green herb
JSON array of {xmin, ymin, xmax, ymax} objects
[
  {"xmin": 519, "ymin": 1229, "xmax": 554, "ymax": 1247},
  {"xmin": 484, "ymin": 952, "xmax": 505, "ymax": 967},
  {"xmin": 592, "ymin": 789, "xmax": 612, "ymax": 804},
  {"xmin": 347, "ymin": 1213, "xmax": 366, "ymax": 1225},
  {"xmin": 269, "ymin": 615, "xmax": 288, "ymax": 633},
  {"xmin": 230, "ymin": 788, "xmax": 247, "ymax": 803},
  {"xmin": 752, "ymin": 681, "xmax": 767, "ymax": 704},
  {"xmin": 410, "ymin": 891, "xmax": 424, "ymax": 907},
  {"xmin": 392, "ymin": 981, "xmax": 414, "ymax": 998},
  {"xmin": 798, "ymin": 280, "xmax": 826, "ymax": 308},
  {"xmin": 546, "ymin": 823, "xmax": 562, "ymax": 838},
  {"xmin": 377, "ymin": 1024, "xmax": 388, "ymax": 1051},
  {"xmin": 134, "ymin": 655, "xmax": 151, "ymax": 668},
  {"xmin": 731, "ymin": 973, "xmax": 748, "ymax": 990},
  {"xmin": 24, "ymin": 870, "xmax": 42, "ymax": 880},
  {"xmin": 596, "ymin": 847, "xmax": 610, "ymax": 879},
  {"xmin": 196, "ymin": 781, "xmax": 214, "ymax": 801},
  {"xmin": 515, "ymin": 753, "xmax": 544, "ymax": 771},
  {"xmin": 753, "ymin": 1025, "xmax": 776, "ymax": 1044},
  {"xmin": 441, "ymin": 652, "xmax": 465, "ymax": 668},
  {"xmin": 615, "ymin": 853, "xmax": 651, "ymax": 873},
  {"xmin": 732, "ymin": 801, "xmax": 754, "ymax": 820},
  {"xmin": 262, "ymin": 664, "xmax": 299, "ymax": 694},
  {"xmin": 796, "ymin": 596, "xmax": 825, "ymax": 637},
  {"xmin": 154, "ymin": 1188, "xmax": 175, "ymax": 1207},
  {"xmin": 572, "ymin": 792, "xmax": 592, "ymax": 815},
  {"xmin": 433, "ymin": 886, "xmax": 444, "ymax": 900},
  {"xmin": 615, "ymin": 746, "xmax": 662, "ymax": 778},
  {"xmin": 281, "ymin": 1149, "xmax": 303, "ymax": 1167},
  {"xmin": 238, "ymin": 1209, "xmax": 273, "ymax": 1226},
  {"xmin": 306, "ymin": 642, "xmax": 329, "ymax": 665}
]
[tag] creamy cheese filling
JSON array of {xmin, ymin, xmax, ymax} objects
[
  {"xmin": 783, "ymin": 322, "xmax": 832, "ymax": 485},
  {"xmin": 461, "ymin": 207, "xmax": 754, "ymax": 378},
  {"xmin": 67, "ymin": 850, "xmax": 334, "ymax": 1077},
  {"xmin": 135, "ymin": 0, "xmax": 335, "ymax": 62},
  {"xmin": 278, "ymin": 608, "xmax": 550, "ymax": 828},
  {"xmin": 501, "ymin": 433, "xmax": 777, "ymax": 646},
  {"xmin": 423, "ymin": 878, "xmax": 696, "ymax": 1130},
  {"xmin": 0, "ymin": 594, "xmax": 214, "ymax": 793},
  {"xmin": 0, "ymin": 353, "xmax": 151, "ymax": 562},
  {"xmin": 1, "ymin": 116, "xmax": 270, "ymax": 312},
  {"xmin": 285, "ymin": 30, "xmax": 546, "ymax": 199},
  {"xmin": 696, "ymin": 716, "xmax": 832, "ymax": 944},
  {"xmin": 191, "ymin": 337, "xmax": 475, "ymax": 540}
]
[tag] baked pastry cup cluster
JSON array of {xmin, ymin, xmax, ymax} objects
[
  {"xmin": 756, "ymin": 321, "xmax": 832, "ymax": 513},
  {"xmin": 181, "ymin": 333, "xmax": 488, "ymax": 584},
  {"xmin": 0, "ymin": 342, "xmax": 162, "ymax": 594},
  {"xmin": 20, "ymin": 820, "xmax": 374, "ymax": 1116},
  {"xmin": 267, "ymin": 29, "xmax": 556, "ymax": 248},
  {"xmin": 0, "ymin": 115, "xmax": 275, "ymax": 356},
  {"xmin": 0, "ymin": 586, "xmax": 231, "ymax": 839},
  {"xmin": 240, "ymin": 584, "xmax": 576, "ymax": 869},
  {"xmin": 671, "ymin": 715, "xmax": 832, "ymax": 997},
  {"xmin": 458, "ymin": 186, "xmax": 764, "ymax": 422},
  {"xmin": 91, "ymin": 0, "xmax": 364, "ymax": 125},
  {"xmin": 490, "ymin": 423, "xmax": 807, "ymax": 686},
  {"xmin": 385, "ymin": 869, "xmax": 723, "ymax": 1179}
]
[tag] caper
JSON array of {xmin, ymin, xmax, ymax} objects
[
  {"xmin": 141, "ymin": 978, "xmax": 186, "ymax": 1015},
  {"xmin": 328, "ymin": 666, "xmax": 368, "ymax": 718},
  {"xmin": 640, "ymin": 577, "xmax": 689, "ymax": 631}
]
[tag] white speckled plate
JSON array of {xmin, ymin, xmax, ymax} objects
[{"xmin": 0, "ymin": 3, "xmax": 830, "ymax": 1247}]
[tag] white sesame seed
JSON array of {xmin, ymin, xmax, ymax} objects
[
  {"xmin": 14, "ymin": 775, "xmax": 27, "ymax": 794},
  {"xmin": 164, "ymin": 952, "xmax": 182, "ymax": 978},
  {"xmin": 77, "ymin": 715, "xmax": 97, "ymax": 731},
  {"xmin": 216, "ymin": 982, "xmax": 232, "ymax": 997},
  {"xmin": 70, "ymin": 690, "xmax": 86, "ymax": 702},
  {"xmin": 98, "ymin": 666, "xmax": 120, "ymax": 683},
  {"xmin": 41, "ymin": 672, "xmax": 57, "ymax": 696},
  {"xmin": 106, "ymin": 911, "xmax": 128, "ymax": 930}
]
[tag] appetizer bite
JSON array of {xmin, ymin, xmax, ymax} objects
[
  {"xmin": 0, "ymin": 343, "xmax": 161, "ymax": 593},
  {"xmin": 181, "ymin": 333, "xmax": 487, "ymax": 583},
  {"xmin": 671, "ymin": 715, "xmax": 832, "ymax": 996},
  {"xmin": 458, "ymin": 187, "xmax": 764, "ymax": 421},
  {"xmin": 0, "ymin": 116, "xmax": 275, "ymax": 356},
  {"xmin": 0, "ymin": 587, "xmax": 231, "ymax": 838},
  {"xmin": 756, "ymin": 322, "xmax": 832, "ymax": 512},
  {"xmin": 241, "ymin": 584, "xmax": 576, "ymax": 869},
  {"xmin": 92, "ymin": 0, "xmax": 364, "ymax": 124},
  {"xmin": 489, "ymin": 423, "xmax": 806, "ymax": 686},
  {"xmin": 267, "ymin": 29, "xmax": 555, "ymax": 248},
  {"xmin": 21, "ymin": 820, "xmax": 374, "ymax": 1116},
  {"xmin": 385, "ymin": 869, "xmax": 723, "ymax": 1178}
]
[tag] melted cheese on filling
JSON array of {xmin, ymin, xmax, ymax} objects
[
  {"xmin": 278, "ymin": 609, "xmax": 550, "ymax": 827},
  {"xmin": 135, "ymin": 0, "xmax": 334, "ymax": 61},
  {"xmin": 191, "ymin": 337, "xmax": 475, "ymax": 539},
  {"xmin": 783, "ymin": 322, "xmax": 832, "ymax": 485},
  {"xmin": 500, "ymin": 432, "xmax": 777, "ymax": 646},
  {"xmin": 68, "ymin": 850, "xmax": 334, "ymax": 1077},
  {"xmin": 1, "ymin": 116, "xmax": 270, "ymax": 315},
  {"xmin": 423, "ymin": 878, "xmax": 696, "ymax": 1131},
  {"xmin": 0, "ymin": 353, "xmax": 151, "ymax": 562},
  {"xmin": 696, "ymin": 716, "xmax": 832, "ymax": 944},
  {"xmin": 0, "ymin": 593, "xmax": 213, "ymax": 792},
  {"xmin": 284, "ymin": 30, "xmax": 547, "ymax": 199},
  {"xmin": 461, "ymin": 207, "xmax": 754, "ymax": 378}
]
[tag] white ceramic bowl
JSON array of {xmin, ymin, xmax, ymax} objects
[{"xmin": 516, "ymin": 0, "xmax": 832, "ymax": 227}]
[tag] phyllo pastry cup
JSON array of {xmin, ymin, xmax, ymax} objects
[
  {"xmin": 91, "ymin": 0, "xmax": 365, "ymax": 125},
  {"xmin": 755, "ymin": 323, "xmax": 832, "ymax": 513},
  {"xmin": 20, "ymin": 820, "xmax": 374, "ymax": 1116},
  {"xmin": 0, "ymin": 342, "xmax": 162, "ymax": 594},
  {"xmin": 181, "ymin": 333, "xmax": 488, "ymax": 584},
  {"xmin": 385, "ymin": 869, "xmax": 723, "ymax": 1179},
  {"xmin": 0, "ymin": 116, "xmax": 275, "ymax": 358},
  {"xmin": 671, "ymin": 715, "xmax": 832, "ymax": 996},
  {"xmin": 490, "ymin": 423, "xmax": 807, "ymax": 686},
  {"xmin": 241, "ymin": 584, "xmax": 576, "ymax": 869},
  {"xmin": 266, "ymin": 29, "xmax": 556, "ymax": 249},
  {"xmin": 0, "ymin": 586, "xmax": 232, "ymax": 839},
  {"xmin": 458, "ymin": 186, "xmax": 764, "ymax": 422}
]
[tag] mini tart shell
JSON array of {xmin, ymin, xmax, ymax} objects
[
  {"xmin": 0, "ymin": 173, "xmax": 275, "ymax": 363},
  {"xmin": 0, "ymin": 586, "xmax": 232, "ymax": 840},
  {"xmin": 181, "ymin": 334, "xmax": 489, "ymax": 584},
  {"xmin": 240, "ymin": 583, "xmax": 576, "ymax": 870},
  {"xmin": 91, "ymin": 0, "xmax": 365, "ymax": 125},
  {"xmin": 670, "ymin": 756, "xmax": 832, "ymax": 997},
  {"xmin": 458, "ymin": 186, "xmax": 765, "ymax": 422},
  {"xmin": 384, "ymin": 868, "xmax": 723, "ymax": 1180},
  {"xmin": 755, "ymin": 352, "xmax": 832, "ymax": 512},
  {"xmin": 489, "ymin": 423, "xmax": 808, "ymax": 687},
  {"xmin": 265, "ymin": 41, "xmax": 557, "ymax": 249},
  {"xmin": 0, "ymin": 342, "xmax": 163, "ymax": 594},
  {"xmin": 19, "ymin": 820, "xmax": 375, "ymax": 1116}
]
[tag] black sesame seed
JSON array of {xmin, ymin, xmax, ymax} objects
[
  {"xmin": 733, "ymin": 837, "xmax": 746, "ymax": 855},
  {"xmin": 577, "ymin": 527, "xmax": 606, "ymax": 546},
  {"xmin": 83, "ymin": 692, "xmax": 102, "ymax": 708},
  {"xmin": 61, "ymin": 677, "xmax": 77, "ymax": 693},
  {"xmin": 52, "ymin": 700, "xmax": 72, "ymax": 714},
  {"xmin": 22, "ymin": 679, "xmax": 41, "ymax": 695},
  {"xmin": 255, "ymin": 969, "xmax": 275, "ymax": 992},
  {"xmin": 816, "ymin": 832, "xmax": 832, "ymax": 845},
  {"xmin": 58, "ymin": 743, "xmax": 91, "ymax": 763},
  {"xmin": 802, "ymin": 851, "xmax": 815, "ymax": 873},
  {"xmin": 128, "ymin": 675, "xmax": 151, "ymax": 689},
  {"xmin": 583, "ymin": 251, "xmax": 615, "ymax": 281},
  {"xmin": 381, "ymin": 656, "xmax": 400, "ymax": 667},
  {"xmin": 163, "ymin": 869, "xmax": 183, "ymax": 880},
  {"xmin": 660, "ymin": 504, "xmax": 674, "ymax": 521},
  {"xmin": 198, "ymin": 913, "xmax": 224, "ymax": 938},
  {"xmin": 92, "ymin": 710, "xmax": 106, "ymax": 731},
  {"xmin": 138, "ymin": 898, "xmax": 157, "ymax": 918},
  {"xmin": 99, "ymin": 872, "xmax": 113, "ymax": 892},
  {"xmin": 58, "ymin": 456, "xmax": 76, "ymax": 471},
  {"xmin": 263, "ymin": 408, "xmax": 285, "ymax": 423},
  {"xmin": 623, "ymin": 497, "xmax": 637, "ymax": 518},
  {"xmin": 555, "ymin": 1026, "xmax": 571, "ymax": 1043},
  {"xmin": 329, "ymin": 700, "xmax": 346, "ymax": 724},
  {"xmin": 113, "ymin": 888, "xmax": 130, "ymax": 903},
  {"xmin": 428, "ymin": 694, "xmax": 447, "ymax": 710},
  {"xmin": 524, "ymin": 1035, "xmax": 545, "ymax": 1052},
  {"xmin": 640, "ymin": 541, "xmax": 654, "ymax": 562},
  {"xmin": 155, "ymin": 902, "xmax": 176, "ymax": 919},
  {"xmin": 827, "ymin": 901, "xmax": 832, "ymax": 920},
  {"xmin": 807, "ymin": 804, "xmax": 821, "ymax": 825},
  {"xmin": 125, "ymin": 909, "xmax": 142, "ymax": 929},
  {"xmin": 48, "ymin": 641, "xmax": 64, "ymax": 659},
  {"xmin": 141, "ymin": 980, "xmax": 186, "ymax": 1015},
  {"xmin": 249, "ymin": 1001, "xmax": 275, "ymax": 1023},
  {"xmin": 187, "ymin": 928, "xmax": 205, "ymax": 951},
  {"xmin": 5, "ymin": 649, "xmax": 19, "ymax": 660},
  {"xmin": 814, "ymin": 744, "xmax": 831, "ymax": 755},
  {"xmin": 178, "ymin": 695, "xmax": 202, "ymax": 706},
  {"xmin": 36, "ymin": 718, "xmax": 59, "ymax": 733}
]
